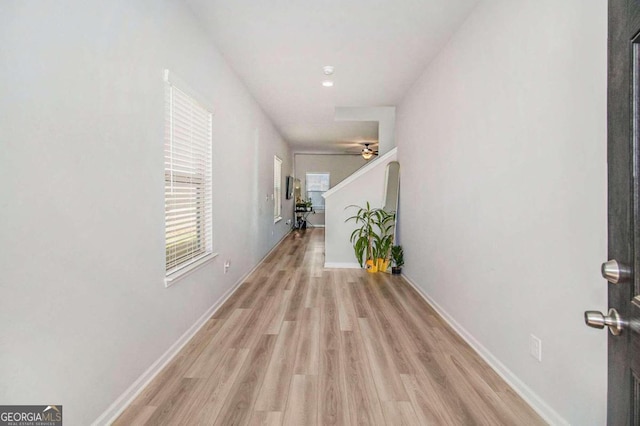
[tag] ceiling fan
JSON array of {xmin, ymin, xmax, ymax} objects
[
  {"xmin": 360, "ymin": 143, "xmax": 378, "ymax": 160},
  {"xmin": 338, "ymin": 141, "xmax": 379, "ymax": 159}
]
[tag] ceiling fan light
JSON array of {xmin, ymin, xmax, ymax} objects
[{"xmin": 362, "ymin": 147, "xmax": 373, "ymax": 160}]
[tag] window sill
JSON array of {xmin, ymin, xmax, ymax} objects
[
  {"xmin": 274, "ymin": 216, "xmax": 283, "ymax": 224},
  {"xmin": 165, "ymin": 252, "xmax": 218, "ymax": 287}
]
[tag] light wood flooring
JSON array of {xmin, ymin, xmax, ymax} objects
[{"xmin": 115, "ymin": 229, "xmax": 545, "ymax": 425}]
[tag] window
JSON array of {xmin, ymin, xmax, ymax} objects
[
  {"xmin": 274, "ymin": 156, "xmax": 282, "ymax": 222},
  {"xmin": 305, "ymin": 173, "xmax": 330, "ymax": 211},
  {"xmin": 164, "ymin": 71, "xmax": 213, "ymax": 283}
]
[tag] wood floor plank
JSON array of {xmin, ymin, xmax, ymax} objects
[
  {"xmin": 376, "ymin": 279, "xmax": 440, "ymax": 355},
  {"xmin": 293, "ymin": 307, "xmax": 320, "ymax": 375},
  {"xmin": 341, "ymin": 330, "xmax": 386, "ymax": 425},
  {"xmin": 321, "ymin": 273, "xmax": 340, "ymax": 352},
  {"xmin": 133, "ymin": 318, "xmax": 223, "ymax": 406},
  {"xmin": 248, "ymin": 411, "xmax": 283, "ymax": 426},
  {"xmin": 241, "ymin": 270, "xmax": 284, "ymax": 308},
  {"xmin": 284, "ymin": 270, "xmax": 308, "ymax": 321},
  {"xmin": 185, "ymin": 308, "xmax": 252, "ymax": 379},
  {"xmin": 254, "ymin": 321, "xmax": 300, "ymax": 411},
  {"xmin": 437, "ymin": 353, "xmax": 508, "ymax": 425},
  {"xmin": 336, "ymin": 280, "xmax": 357, "ymax": 331},
  {"xmin": 411, "ymin": 350, "xmax": 486, "ymax": 425},
  {"xmin": 114, "ymin": 229, "xmax": 545, "ymax": 426},
  {"xmin": 361, "ymin": 278, "xmax": 415, "ymax": 375},
  {"xmin": 264, "ymin": 290, "xmax": 292, "ymax": 335},
  {"xmin": 382, "ymin": 276, "xmax": 437, "ymax": 321},
  {"xmin": 111, "ymin": 405, "xmax": 156, "ymax": 426},
  {"xmin": 142, "ymin": 377, "xmax": 201, "ymax": 426},
  {"xmin": 358, "ymin": 317, "xmax": 408, "ymax": 402},
  {"xmin": 401, "ymin": 372, "xmax": 470, "ymax": 425},
  {"xmin": 319, "ymin": 348, "xmax": 350, "ymax": 426},
  {"xmin": 282, "ymin": 374, "xmax": 318, "ymax": 426},
  {"xmin": 213, "ymin": 334, "xmax": 277, "ymax": 426},
  {"xmin": 382, "ymin": 401, "xmax": 422, "ymax": 426},
  {"xmin": 348, "ymin": 277, "xmax": 373, "ymax": 318},
  {"xmin": 212, "ymin": 279, "xmax": 258, "ymax": 320},
  {"xmin": 319, "ymin": 281, "xmax": 350, "ymax": 425},
  {"xmin": 498, "ymin": 387, "xmax": 548, "ymax": 425},
  {"xmin": 283, "ymin": 267, "xmax": 301, "ymax": 292},
  {"xmin": 265, "ymin": 269, "xmax": 289, "ymax": 297},
  {"xmin": 446, "ymin": 351, "xmax": 542, "ymax": 425},
  {"xmin": 229, "ymin": 295, "xmax": 277, "ymax": 349},
  {"xmin": 178, "ymin": 347, "xmax": 249, "ymax": 425},
  {"xmin": 304, "ymin": 277, "xmax": 321, "ymax": 308}
]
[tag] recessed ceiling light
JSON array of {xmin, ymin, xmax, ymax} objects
[
  {"xmin": 322, "ymin": 80, "xmax": 334, "ymax": 87},
  {"xmin": 323, "ymin": 65, "xmax": 334, "ymax": 75}
]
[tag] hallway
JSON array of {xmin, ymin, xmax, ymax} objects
[{"xmin": 115, "ymin": 229, "xmax": 544, "ymax": 425}]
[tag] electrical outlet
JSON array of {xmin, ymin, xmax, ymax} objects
[
  {"xmin": 224, "ymin": 260, "xmax": 231, "ymax": 274},
  {"xmin": 529, "ymin": 334, "xmax": 542, "ymax": 362}
]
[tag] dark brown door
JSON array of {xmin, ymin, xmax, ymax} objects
[{"xmin": 587, "ymin": 2, "xmax": 640, "ymax": 424}]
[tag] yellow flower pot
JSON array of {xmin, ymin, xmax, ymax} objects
[
  {"xmin": 366, "ymin": 259, "xmax": 378, "ymax": 273},
  {"xmin": 377, "ymin": 258, "xmax": 389, "ymax": 273}
]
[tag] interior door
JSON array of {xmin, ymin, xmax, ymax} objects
[{"xmin": 585, "ymin": 2, "xmax": 640, "ymax": 424}]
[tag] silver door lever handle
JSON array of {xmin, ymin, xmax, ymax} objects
[{"xmin": 584, "ymin": 308, "xmax": 625, "ymax": 335}]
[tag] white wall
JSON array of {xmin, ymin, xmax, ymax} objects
[
  {"xmin": 396, "ymin": 1, "xmax": 607, "ymax": 424},
  {"xmin": 294, "ymin": 153, "xmax": 366, "ymax": 226},
  {"xmin": 324, "ymin": 150, "xmax": 397, "ymax": 267},
  {"xmin": 0, "ymin": 1, "xmax": 291, "ymax": 425}
]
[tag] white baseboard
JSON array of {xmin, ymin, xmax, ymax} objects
[
  {"xmin": 401, "ymin": 273, "xmax": 569, "ymax": 426},
  {"xmin": 92, "ymin": 233, "xmax": 291, "ymax": 426},
  {"xmin": 324, "ymin": 262, "xmax": 362, "ymax": 269}
]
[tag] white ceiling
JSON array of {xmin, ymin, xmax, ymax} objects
[{"xmin": 185, "ymin": 0, "xmax": 479, "ymax": 153}]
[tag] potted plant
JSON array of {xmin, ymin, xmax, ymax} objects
[
  {"xmin": 296, "ymin": 199, "xmax": 312, "ymax": 212},
  {"xmin": 345, "ymin": 202, "xmax": 379, "ymax": 272},
  {"xmin": 391, "ymin": 245, "xmax": 404, "ymax": 275},
  {"xmin": 372, "ymin": 209, "xmax": 395, "ymax": 272}
]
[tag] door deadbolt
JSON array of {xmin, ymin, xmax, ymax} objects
[
  {"xmin": 601, "ymin": 259, "xmax": 632, "ymax": 284},
  {"xmin": 584, "ymin": 308, "xmax": 625, "ymax": 335}
]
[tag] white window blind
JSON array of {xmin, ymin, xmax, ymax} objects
[
  {"xmin": 306, "ymin": 172, "xmax": 330, "ymax": 211},
  {"xmin": 164, "ymin": 74, "xmax": 213, "ymax": 277},
  {"xmin": 274, "ymin": 156, "xmax": 282, "ymax": 221}
]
